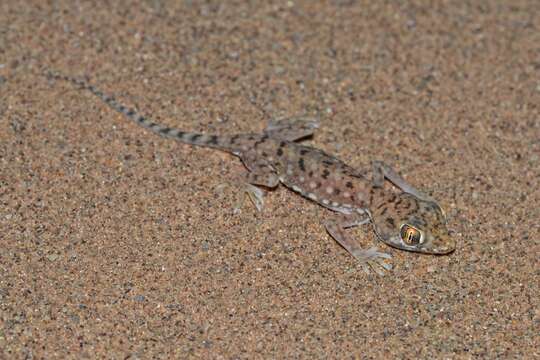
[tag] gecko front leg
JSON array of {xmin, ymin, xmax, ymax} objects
[
  {"xmin": 323, "ymin": 214, "xmax": 392, "ymax": 275},
  {"xmin": 372, "ymin": 160, "xmax": 434, "ymax": 202},
  {"xmin": 240, "ymin": 154, "xmax": 280, "ymax": 211}
]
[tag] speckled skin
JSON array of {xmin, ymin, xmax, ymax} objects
[{"xmin": 48, "ymin": 72, "xmax": 455, "ymax": 274}]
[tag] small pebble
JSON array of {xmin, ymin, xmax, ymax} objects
[{"xmin": 47, "ymin": 254, "xmax": 59, "ymax": 262}]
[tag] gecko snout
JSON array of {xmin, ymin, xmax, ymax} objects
[{"xmin": 428, "ymin": 232, "xmax": 456, "ymax": 254}]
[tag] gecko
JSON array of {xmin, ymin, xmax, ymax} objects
[{"xmin": 46, "ymin": 71, "xmax": 455, "ymax": 274}]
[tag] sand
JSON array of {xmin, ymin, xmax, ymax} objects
[{"xmin": 1, "ymin": 1, "xmax": 538, "ymax": 358}]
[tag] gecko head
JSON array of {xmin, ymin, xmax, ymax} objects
[{"xmin": 371, "ymin": 192, "xmax": 455, "ymax": 254}]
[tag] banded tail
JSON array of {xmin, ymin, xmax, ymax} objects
[{"xmin": 46, "ymin": 71, "xmax": 235, "ymax": 152}]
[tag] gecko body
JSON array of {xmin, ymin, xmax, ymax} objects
[{"xmin": 48, "ymin": 72, "xmax": 455, "ymax": 274}]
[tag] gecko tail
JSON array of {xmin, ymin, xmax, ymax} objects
[{"xmin": 45, "ymin": 71, "xmax": 228, "ymax": 150}]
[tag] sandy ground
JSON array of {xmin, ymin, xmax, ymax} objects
[{"xmin": 1, "ymin": 1, "xmax": 539, "ymax": 358}]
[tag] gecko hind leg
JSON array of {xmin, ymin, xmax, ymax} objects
[
  {"xmin": 372, "ymin": 160, "xmax": 433, "ymax": 201},
  {"xmin": 264, "ymin": 116, "xmax": 320, "ymax": 141},
  {"xmin": 324, "ymin": 216, "xmax": 392, "ymax": 275}
]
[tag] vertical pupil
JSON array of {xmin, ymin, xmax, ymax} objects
[
  {"xmin": 400, "ymin": 225, "xmax": 420, "ymax": 244},
  {"xmin": 401, "ymin": 226, "xmax": 419, "ymax": 244}
]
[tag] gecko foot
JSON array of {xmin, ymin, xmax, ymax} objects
[
  {"xmin": 351, "ymin": 247, "xmax": 392, "ymax": 275},
  {"xmin": 324, "ymin": 217, "xmax": 393, "ymax": 275},
  {"xmin": 244, "ymin": 183, "xmax": 265, "ymax": 212},
  {"xmin": 216, "ymin": 182, "xmax": 265, "ymax": 213}
]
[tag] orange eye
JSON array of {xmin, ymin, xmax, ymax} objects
[{"xmin": 400, "ymin": 224, "xmax": 422, "ymax": 245}]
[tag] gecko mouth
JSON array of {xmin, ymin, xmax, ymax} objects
[
  {"xmin": 431, "ymin": 239, "xmax": 456, "ymax": 254},
  {"xmin": 385, "ymin": 235, "xmax": 455, "ymax": 254},
  {"xmin": 418, "ymin": 235, "xmax": 456, "ymax": 254}
]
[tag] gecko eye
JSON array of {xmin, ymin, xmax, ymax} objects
[{"xmin": 400, "ymin": 224, "xmax": 423, "ymax": 245}]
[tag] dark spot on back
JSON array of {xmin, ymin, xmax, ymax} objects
[
  {"xmin": 380, "ymin": 207, "xmax": 387, "ymax": 216},
  {"xmin": 386, "ymin": 217, "xmax": 395, "ymax": 228},
  {"xmin": 308, "ymin": 171, "xmax": 313, "ymax": 177},
  {"xmin": 208, "ymin": 135, "xmax": 219, "ymax": 145},
  {"xmin": 159, "ymin": 127, "xmax": 171, "ymax": 134},
  {"xmin": 230, "ymin": 135, "xmax": 240, "ymax": 144},
  {"xmin": 280, "ymin": 141, "xmax": 287, "ymax": 148},
  {"xmin": 300, "ymin": 149, "xmax": 309, "ymax": 155},
  {"xmin": 190, "ymin": 134, "xmax": 202, "ymax": 142},
  {"xmin": 298, "ymin": 158, "xmax": 306, "ymax": 171},
  {"xmin": 346, "ymin": 181, "xmax": 353, "ymax": 188},
  {"xmin": 321, "ymin": 169, "xmax": 330, "ymax": 179},
  {"xmin": 126, "ymin": 109, "xmax": 135, "ymax": 116},
  {"xmin": 277, "ymin": 148, "xmax": 283, "ymax": 156}
]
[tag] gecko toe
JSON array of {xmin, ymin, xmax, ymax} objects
[{"xmin": 245, "ymin": 183, "xmax": 265, "ymax": 212}]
